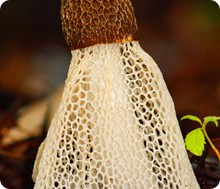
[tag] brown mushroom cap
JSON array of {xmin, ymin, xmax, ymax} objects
[{"xmin": 61, "ymin": 0, "xmax": 138, "ymax": 50}]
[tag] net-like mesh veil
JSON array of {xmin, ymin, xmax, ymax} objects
[{"xmin": 33, "ymin": 41, "xmax": 199, "ymax": 188}]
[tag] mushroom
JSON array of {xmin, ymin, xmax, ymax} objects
[{"xmin": 33, "ymin": 0, "xmax": 200, "ymax": 188}]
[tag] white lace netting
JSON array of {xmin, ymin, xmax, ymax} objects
[{"xmin": 33, "ymin": 41, "xmax": 199, "ymax": 189}]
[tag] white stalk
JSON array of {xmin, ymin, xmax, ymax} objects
[{"xmin": 33, "ymin": 42, "xmax": 199, "ymax": 188}]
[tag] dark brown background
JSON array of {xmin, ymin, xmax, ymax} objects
[{"xmin": 0, "ymin": 0, "xmax": 220, "ymax": 142}]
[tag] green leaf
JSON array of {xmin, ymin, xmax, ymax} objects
[
  {"xmin": 184, "ymin": 128, "xmax": 206, "ymax": 156},
  {"xmin": 204, "ymin": 116, "xmax": 220, "ymax": 127},
  {"xmin": 181, "ymin": 115, "xmax": 202, "ymax": 125}
]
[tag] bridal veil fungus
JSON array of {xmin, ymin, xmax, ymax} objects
[{"xmin": 33, "ymin": 0, "xmax": 200, "ymax": 188}]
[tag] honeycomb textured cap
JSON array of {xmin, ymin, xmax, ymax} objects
[
  {"xmin": 33, "ymin": 42, "xmax": 199, "ymax": 188},
  {"xmin": 61, "ymin": 0, "xmax": 138, "ymax": 50}
]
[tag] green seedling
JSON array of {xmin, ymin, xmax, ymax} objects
[{"xmin": 181, "ymin": 115, "xmax": 220, "ymax": 162}]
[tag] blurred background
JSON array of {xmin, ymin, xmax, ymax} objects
[{"xmin": 0, "ymin": 0, "xmax": 219, "ymax": 188}]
